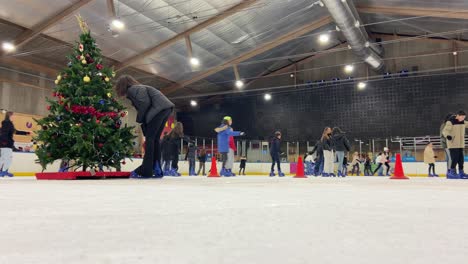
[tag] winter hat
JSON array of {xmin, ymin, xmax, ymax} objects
[
  {"xmin": 223, "ymin": 116, "xmax": 232, "ymax": 121},
  {"xmin": 384, "ymin": 147, "xmax": 389, "ymax": 152}
]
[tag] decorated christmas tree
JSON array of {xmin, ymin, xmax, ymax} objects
[{"xmin": 35, "ymin": 16, "xmax": 135, "ymax": 171}]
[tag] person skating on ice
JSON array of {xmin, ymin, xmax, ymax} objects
[
  {"xmin": 166, "ymin": 122, "xmax": 192, "ymax": 176},
  {"xmin": 331, "ymin": 127, "xmax": 351, "ymax": 177},
  {"xmin": 373, "ymin": 152, "xmax": 384, "ymax": 176},
  {"xmin": 214, "ymin": 116, "xmax": 245, "ymax": 177},
  {"xmin": 239, "ymin": 156, "xmax": 247, "ymax": 176},
  {"xmin": 269, "ymin": 131, "xmax": 285, "ymax": 177},
  {"xmin": 321, "ymin": 127, "xmax": 334, "ymax": 177},
  {"xmin": 0, "ymin": 111, "xmax": 30, "ymax": 177},
  {"xmin": 197, "ymin": 148, "xmax": 207, "ymax": 176},
  {"xmin": 115, "ymin": 75, "xmax": 174, "ymax": 178},
  {"xmin": 440, "ymin": 113, "xmax": 453, "ymax": 176},
  {"xmin": 383, "ymin": 147, "xmax": 391, "ymax": 176},
  {"xmin": 424, "ymin": 142, "xmax": 438, "ymax": 177},
  {"xmin": 442, "ymin": 110, "xmax": 468, "ymax": 179},
  {"xmin": 185, "ymin": 143, "xmax": 197, "ymax": 176}
]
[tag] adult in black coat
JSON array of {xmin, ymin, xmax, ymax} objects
[
  {"xmin": 0, "ymin": 112, "xmax": 29, "ymax": 177},
  {"xmin": 270, "ymin": 131, "xmax": 284, "ymax": 176},
  {"xmin": 332, "ymin": 127, "xmax": 351, "ymax": 177},
  {"xmin": 115, "ymin": 75, "xmax": 174, "ymax": 178}
]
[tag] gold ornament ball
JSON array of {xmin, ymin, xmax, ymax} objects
[
  {"xmin": 80, "ymin": 55, "xmax": 85, "ymax": 60},
  {"xmin": 54, "ymin": 80, "xmax": 59, "ymax": 85},
  {"xmin": 107, "ymin": 92, "xmax": 112, "ymax": 98},
  {"xmin": 81, "ymin": 59, "xmax": 87, "ymax": 64},
  {"xmin": 83, "ymin": 75, "xmax": 91, "ymax": 82},
  {"xmin": 57, "ymin": 75, "xmax": 62, "ymax": 81},
  {"xmin": 105, "ymin": 77, "xmax": 110, "ymax": 82},
  {"xmin": 112, "ymin": 71, "xmax": 116, "ymax": 77}
]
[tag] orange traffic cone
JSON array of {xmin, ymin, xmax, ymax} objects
[
  {"xmin": 294, "ymin": 156, "xmax": 307, "ymax": 178},
  {"xmin": 208, "ymin": 156, "xmax": 220, "ymax": 177},
  {"xmin": 390, "ymin": 153, "xmax": 409, "ymax": 180}
]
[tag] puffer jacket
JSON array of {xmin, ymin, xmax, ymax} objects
[
  {"xmin": 442, "ymin": 117, "xmax": 468, "ymax": 149},
  {"xmin": 127, "ymin": 85, "xmax": 174, "ymax": 124},
  {"xmin": 332, "ymin": 132, "xmax": 351, "ymax": 152},
  {"xmin": 424, "ymin": 146, "xmax": 436, "ymax": 164},
  {"xmin": 216, "ymin": 125, "xmax": 241, "ymax": 153}
]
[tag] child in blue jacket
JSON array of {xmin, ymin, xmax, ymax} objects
[{"xmin": 214, "ymin": 116, "xmax": 245, "ymax": 176}]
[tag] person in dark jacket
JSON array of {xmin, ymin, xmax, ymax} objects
[
  {"xmin": 185, "ymin": 143, "xmax": 197, "ymax": 176},
  {"xmin": 0, "ymin": 112, "xmax": 29, "ymax": 177},
  {"xmin": 197, "ymin": 148, "xmax": 207, "ymax": 176},
  {"xmin": 321, "ymin": 127, "xmax": 334, "ymax": 177},
  {"xmin": 364, "ymin": 155, "xmax": 372, "ymax": 176},
  {"xmin": 310, "ymin": 140, "xmax": 324, "ymax": 176},
  {"xmin": 115, "ymin": 75, "xmax": 174, "ymax": 178},
  {"xmin": 166, "ymin": 122, "xmax": 192, "ymax": 176},
  {"xmin": 332, "ymin": 127, "xmax": 351, "ymax": 177},
  {"xmin": 270, "ymin": 131, "xmax": 284, "ymax": 177}
]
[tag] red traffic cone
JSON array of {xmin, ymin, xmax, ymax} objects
[
  {"xmin": 390, "ymin": 153, "xmax": 409, "ymax": 180},
  {"xmin": 208, "ymin": 156, "xmax": 220, "ymax": 177},
  {"xmin": 294, "ymin": 156, "xmax": 307, "ymax": 178}
]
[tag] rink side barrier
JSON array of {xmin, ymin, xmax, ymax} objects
[{"xmin": 9, "ymin": 152, "xmax": 449, "ymax": 177}]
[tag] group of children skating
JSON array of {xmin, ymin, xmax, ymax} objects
[{"xmin": 303, "ymin": 147, "xmax": 393, "ymax": 177}]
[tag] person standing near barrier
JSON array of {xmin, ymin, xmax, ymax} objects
[
  {"xmin": 331, "ymin": 127, "xmax": 351, "ymax": 177},
  {"xmin": 440, "ymin": 113, "xmax": 453, "ymax": 176},
  {"xmin": 350, "ymin": 152, "xmax": 361, "ymax": 176},
  {"xmin": 197, "ymin": 148, "xmax": 207, "ymax": 176},
  {"xmin": 239, "ymin": 156, "xmax": 247, "ymax": 176},
  {"xmin": 321, "ymin": 127, "xmax": 334, "ymax": 177},
  {"xmin": 269, "ymin": 131, "xmax": 285, "ymax": 177},
  {"xmin": 383, "ymin": 147, "xmax": 391, "ymax": 176},
  {"xmin": 0, "ymin": 112, "xmax": 30, "ymax": 177},
  {"xmin": 442, "ymin": 110, "xmax": 468, "ymax": 179},
  {"xmin": 310, "ymin": 140, "xmax": 323, "ymax": 176},
  {"xmin": 424, "ymin": 142, "xmax": 438, "ymax": 177}
]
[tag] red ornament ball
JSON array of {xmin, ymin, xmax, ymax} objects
[
  {"xmin": 98, "ymin": 143, "xmax": 104, "ymax": 148},
  {"xmin": 122, "ymin": 160, "xmax": 126, "ymax": 165},
  {"xmin": 47, "ymin": 105, "xmax": 51, "ymax": 110},
  {"xmin": 96, "ymin": 64, "xmax": 103, "ymax": 70}
]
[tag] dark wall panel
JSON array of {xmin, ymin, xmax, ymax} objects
[{"xmin": 178, "ymin": 72, "xmax": 468, "ymax": 141}]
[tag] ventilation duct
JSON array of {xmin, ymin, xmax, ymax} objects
[{"xmin": 321, "ymin": 0, "xmax": 384, "ymax": 71}]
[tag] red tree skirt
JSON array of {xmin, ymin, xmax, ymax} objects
[{"xmin": 36, "ymin": 171, "xmax": 130, "ymax": 180}]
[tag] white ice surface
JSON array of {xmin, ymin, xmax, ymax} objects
[{"xmin": 1, "ymin": 176, "xmax": 468, "ymax": 264}]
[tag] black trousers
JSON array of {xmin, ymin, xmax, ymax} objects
[
  {"xmin": 271, "ymin": 153, "xmax": 281, "ymax": 172},
  {"xmin": 428, "ymin": 163, "xmax": 435, "ymax": 175},
  {"xmin": 384, "ymin": 162, "xmax": 391, "ymax": 175},
  {"xmin": 450, "ymin": 148, "xmax": 464, "ymax": 170},
  {"xmin": 136, "ymin": 108, "xmax": 172, "ymax": 177}
]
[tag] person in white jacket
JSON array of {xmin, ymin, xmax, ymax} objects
[{"xmin": 373, "ymin": 152, "xmax": 385, "ymax": 176}]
